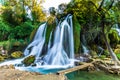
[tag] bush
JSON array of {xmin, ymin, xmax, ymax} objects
[
  {"xmin": 9, "ymin": 21, "xmax": 33, "ymax": 40},
  {"xmin": 108, "ymin": 29, "xmax": 120, "ymax": 47},
  {"xmin": 0, "ymin": 21, "xmax": 11, "ymax": 41}
]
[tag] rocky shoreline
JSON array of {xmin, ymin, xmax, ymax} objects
[{"xmin": 0, "ymin": 59, "xmax": 120, "ymax": 80}]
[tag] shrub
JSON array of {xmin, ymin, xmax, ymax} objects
[
  {"xmin": 9, "ymin": 21, "xmax": 33, "ymax": 40},
  {"xmin": 0, "ymin": 21, "xmax": 11, "ymax": 41}
]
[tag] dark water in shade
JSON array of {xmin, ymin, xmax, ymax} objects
[{"xmin": 66, "ymin": 71, "xmax": 120, "ymax": 80}]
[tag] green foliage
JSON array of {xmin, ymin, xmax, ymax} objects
[
  {"xmin": 108, "ymin": 29, "xmax": 120, "ymax": 47},
  {"xmin": 1, "ymin": 1, "xmax": 25, "ymax": 26},
  {"xmin": 116, "ymin": 54, "xmax": 120, "ymax": 60},
  {"xmin": 29, "ymin": 27, "xmax": 38, "ymax": 42},
  {"xmin": 114, "ymin": 49, "xmax": 120, "ymax": 54},
  {"xmin": 11, "ymin": 51, "xmax": 23, "ymax": 58},
  {"xmin": 9, "ymin": 21, "xmax": 33, "ymax": 39},
  {"xmin": 45, "ymin": 16, "xmax": 56, "ymax": 44},
  {"xmin": 73, "ymin": 15, "xmax": 81, "ymax": 53},
  {"xmin": 22, "ymin": 55, "xmax": 35, "ymax": 66},
  {"xmin": 99, "ymin": 55, "xmax": 106, "ymax": 60},
  {"xmin": 0, "ymin": 21, "xmax": 11, "ymax": 41},
  {"xmin": 103, "ymin": 50, "xmax": 109, "ymax": 56}
]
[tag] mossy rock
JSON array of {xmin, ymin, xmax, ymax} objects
[
  {"xmin": 0, "ymin": 55, "xmax": 4, "ymax": 62},
  {"xmin": 99, "ymin": 55, "xmax": 106, "ymax": 60},
  {"xmin": 116, "ymin": 45, "xmax": 120, "ymax": 49},
  {"xmin": 22, "ymin": 55, "xmax": 35, "ymax": 66},
  {"xmin": 114, "ymin": 49, "xmax": 120, "ymax": 54},
  {"xmin": 90, "ymin": 50, "xmax": 97, "ymax": 58},
  {"xmin": 11, "ymin": 51, "xmax": 23, "ymax": 58},
  {"xmin": 103, "ymin": 50, "xmax": 109, "ymax": 56}
]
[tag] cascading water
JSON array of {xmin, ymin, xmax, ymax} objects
[
  {"xmin": 43, "ymin": 15, "xmax": 74, "ymax": 66},
  {"xmin": 81, "ymin": 35, "xmax": 89, "ymax": 55},
  {"xmin": 114, "ymin": 24, "xmax": 120, "ymax": 36},
  {"xmin": 0, "ymin": 14, "xmax": 75, "ymax": 73},
  {"xmin": 82, "ymin": 44, "xmax": 89, "ymax": 55}
]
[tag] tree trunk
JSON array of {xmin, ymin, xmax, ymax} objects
[{"xmin": 102, "ymin": 32, "xmax": 119, "ymax": 61}]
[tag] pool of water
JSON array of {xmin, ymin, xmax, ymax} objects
[{"xmin": 66, "ymin": 70, "xmax": 120, "ymax": 80}]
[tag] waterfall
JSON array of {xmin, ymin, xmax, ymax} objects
[
  {"xmin": 115, "ymin": 24, "xmax": 120, "ymax": 36},
  {"xmin": 82, "ymin": 44, "xmax": 89, "ymax": 55},
  {"xmin": 24, "ymin": 23, "xmax": 47, "ymax": 62},
  {"xmin": 24, "ymin": 14, "xmax": 74, "ymax": 66},
  {"xmin": 0, "ymin": 14, "xmax": 75, "ymax": 73},
  {"xmin": 43, "ymin": 14, "xmax": 74, "ymax": 66}
]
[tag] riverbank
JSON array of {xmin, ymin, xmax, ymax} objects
[
  {"xmin": 0, "ymin": 59, "xmax": 120, "ymax": 80},
  {"xmin": 0, "ymin": 65, "xmax": 65, "ymax": 80}
]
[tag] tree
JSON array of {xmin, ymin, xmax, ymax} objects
[
  {"xmin": 1, "ymin": 0, "xmax": 46, "ymax": 25},
  {"xmin": 67, "ymin": 0, "xmax": 119, "ymax": 62},
  {"xmin": 1, "ymin": 0, "xmax": 25, "ymax": 26}
]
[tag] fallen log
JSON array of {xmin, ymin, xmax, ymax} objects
[{"xmin": 57, "ymin": 63, "xmax": 94, "ymax": 75}]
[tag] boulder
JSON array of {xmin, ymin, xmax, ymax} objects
[
  {"xmin": 114, "ymin": 49, "xmax": 120, "ymax": 54},
  {"xmin": 22, "ymin": 55, "xmax": 35, "ymax": 66},
  {"xmin": 0, "ymin": 55, "xmax": 4, "ymax": 62},
  {"xmin": 11, "ymin": 51, "xmax": 23, "ymax": 58}
]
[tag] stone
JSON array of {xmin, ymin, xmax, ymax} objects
[
  {"xmin": 11, "ymin": 51, "xmax": 23, "ymax": 58},
  {"xmin": 22, "ymin": 55, "xmax": 35, "ymax": 66}
]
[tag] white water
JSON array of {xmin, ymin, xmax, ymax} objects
[
  {"xmin": 24, "ymin": 23, "xmax": 47, "ymax": 63},
  {"xmin": 43, "ymin": 15, "xmax": 74, "ymax": 66},
  {"xmin": 82, "ymin": 44, "xmax": 89, "ymax": 55},
  {"xmin": 0, "ymin": 14, "xmax": 75, "ymax": 73},
  {"xmin": 112, "ymin": 24, "xmax": 120, "ymax": 36}
]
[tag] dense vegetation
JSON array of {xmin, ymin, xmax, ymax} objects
[{"xmin": 0, "ymin": 0, "xmax": 120, "ymax": 63}]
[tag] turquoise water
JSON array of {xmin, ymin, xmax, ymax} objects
[{"xmin": 66, "ymin": 71, "xmax": 120, "ymax": 80}]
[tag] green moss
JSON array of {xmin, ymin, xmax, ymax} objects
[
  {"xmin": 45, "ymin": 18, "xmax": 56, "ymax": 44},
  {"xmin": 108, "ymin": 29, "xmax": 120, "ymax": 47},
  {"xmin": 29, "ymin": 28, "xmax": 38, "ymax": 42},
  {"xmin": 22, "ymin": 55, "xmax": 35, "ymax": 66},
  {"xmin": 73, "ymin": 14, "xmax": 81, "ymax": 53},
  {"xmin": 11, "ymin": 51, "xmax": 23, "ymax": 58},
  {"xmin": 116, "ymin": 54, "xmax": 120, "ymax": 60},
  {"xmin": 0, "ymin": 55, "xmax": 5, "ymax": 62},
  {"xmin": 114, "ymin": 49, "xmax": 120, "ymax": 54},
  {"xmin": 90, "ymin": 50, "xmax": 97, "ymax": 58}
]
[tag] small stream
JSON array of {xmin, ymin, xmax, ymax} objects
[{"xmin": 66, "ymin": 70, "xmax": 120, "ymax": 80}]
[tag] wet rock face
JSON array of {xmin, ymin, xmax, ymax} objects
[{"xmin": 22, "ymin": 55, "xmax": 35, "ymax": 66}]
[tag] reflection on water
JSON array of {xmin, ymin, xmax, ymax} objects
[{"xmin": 66, "ymin": 70, "xmax": 120, "ymax": 80}]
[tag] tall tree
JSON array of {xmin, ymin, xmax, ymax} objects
[
  {"xmin": 1, "ymin": 0, "xmax": 46, "ymax": 25},
  {"xmin": 67, "ymin": 0, "xmax": 119, "ymax": 62}
]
